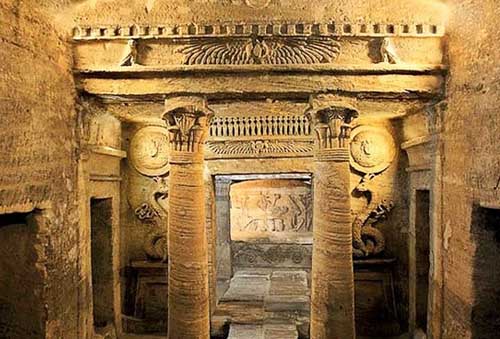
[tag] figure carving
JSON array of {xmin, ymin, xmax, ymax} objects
[
  {"xmin": 231, "ymin": 180, "xmax": 313, "ymax": 236},
  {"xmin": 178, "ymin": 36, "xmax": 340, "ymax": 65},
  {"xmin": 134, "ymin": 176, "xmax": 169, "ymax": 261},
  {"xmin": 120, "ymin": 39, "xmax": 140, "ymax": 66},
  {"xmin": 379, "ymin": 37, "xmax": 399, "ymax": 64},
  {"xmin": 352, "ymin": 173, "xmax": 394, "ymax": 258},
  {"xmin": 289, "ymin": 194, "xmax": 313, "ymax": 232},
  {"xmin": 236, "ymin": 191, "xmax": 313, "ymax": 233}
]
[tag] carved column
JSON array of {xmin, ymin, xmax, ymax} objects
[
  {"xmin": 307, "ymin": 99, "xmax": 358, "ymax": 339},
  {"xmin": 163, "ymin": 97, "xmax": 213, "ymax": 339}
]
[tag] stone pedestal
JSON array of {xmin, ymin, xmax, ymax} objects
[
  {"xmin": 164, "ymin": 97, "xmax": 213, "ymax": 339},
  {"xmin": 307, "ymin": 101, "xmax": 358, "ymax": 339}
]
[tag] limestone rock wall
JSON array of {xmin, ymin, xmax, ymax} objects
[
  {"xmin": 71, "ymin": 0, "xmax": 446, "ymax": 26},
  {"xmin": 0, "ymin": 1, "xmax": 83, "ymax": 337},
  {"xmin": 439, "ymin": 1, "xmax": 500, "ymax": 338}
]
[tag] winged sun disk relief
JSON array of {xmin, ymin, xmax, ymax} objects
[{"xmin": 178, "ymin": 37, "xmax": 341, "ymax": 65}]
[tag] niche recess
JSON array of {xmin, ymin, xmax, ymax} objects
[
  {"xmin": 415, "ymin": 190, "xmax": 430, "ymax": 333},
  {"xmin": 471, "ymin": 204, "xmax": 500, "ymax": 338},
  {"xmin": 90, "ymin": 198, "xmax": 114, "ymax": 329},
  {"xmin": 0, "ymin": 211, "xmax": 45, "ymax": 339}
]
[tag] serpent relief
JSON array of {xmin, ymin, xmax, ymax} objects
[
  {"xmin": 352, "ymin": 173, "xmax": 394, "ymax": 258},
  {"xmin": 134, "ymin": 175, "xmax": 169, "ymax": 261}
]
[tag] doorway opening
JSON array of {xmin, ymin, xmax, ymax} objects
[
  {"xmin": 415, "ymin": 190, "xmax": 430, "ymax": 333},
  {"xmin": 0, "ymin": 211, "xmax": 45, "ymax": 339},
  {"xmin": 471, "ymin": 205, "xmax": 500, "ymax": 339},
  {"xmin": 90, "ymin": 198, "xmax": 114, "ymax": 329}
]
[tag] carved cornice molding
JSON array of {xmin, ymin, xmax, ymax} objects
[{"xmin": 72, "ymin": 22, "xmax": 444, "ymax": 41}]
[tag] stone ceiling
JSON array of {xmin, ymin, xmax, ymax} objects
[{"xmin": 68, "ymin": 0, "xmax": 447, "ymax": 26}]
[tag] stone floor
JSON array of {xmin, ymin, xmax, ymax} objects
[
  {"xmin": 213, "ymin": 270, "xmax": 310, "ymax": 339},
  {"xmin": 121, "ymin": 269, "xmax": 410, "ymax": 339}
]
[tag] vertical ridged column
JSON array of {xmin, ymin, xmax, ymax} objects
[
  {"xmin": 164, "ymin": 97, "xmax": 213, "ymax": 339},
  {"xmin": 307, "ymin": 102, "xmax": 358, "ymax": 339}
]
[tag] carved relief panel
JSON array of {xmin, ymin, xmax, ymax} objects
[
  {"xmin": 127, "ymin": 125, "xmax": 170, "ymax": 261},
  {"xmin": 230, "ymin": 179, "xmax": 312, "ymax": 242}
]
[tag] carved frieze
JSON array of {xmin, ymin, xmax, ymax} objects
[
  {"xmin": 349, "ymin": 125, "xmax": 396, "ymax": 174},
  {"xmin": 206, "ymin": 114, "xmax": 313, "ymax": 159},
  {"xmin": 230, "ymin": 179, "xmax": 312, "ymax": 242},
  {"xmin": 206, "ymin": 140, "xmax": 313, "ymax": 158},
  {"xmin": 129, "ymin": 126, "xmax": 170, "ymax": 176},
  {"xmin": 178, "ymin": 36, "xmax": 340, "ymax": 65},
  {"xmin": 72, "ymin": 21, "xmax": 445, "ymax": 72},
  {"xmin": 210, "ymin": 114, "xmax": 311, "ymax": 138},
  {"xmin": 232, "ymin": 243, "xmax": 312, "ymax": 267}
]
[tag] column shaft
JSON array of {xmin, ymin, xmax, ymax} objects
[
  {"xmin": 311, "ymin": 150, "xmax": 355, "ymax": 339},
  {"xmin": 307, "ymin": 103, "xmax": 358, "ymax": 339},
  {"xmin": 168, "ymin": 156, "xmax": 210, "ymax": 339},
  {"xmin": 164, "ymin": 97, "xmax": 213, "ymax": 339}
]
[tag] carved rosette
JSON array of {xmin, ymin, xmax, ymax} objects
[
  {"xmin": 163, "ymin": 97, "xmax": 214, "ymax": 163},
  {"xmin": 349, "ymin": 126, "xmax": 396, "ymax": 173},
  {"xmin": 129, "ymin": 126, "xmax": 170, "ymax": 176}
]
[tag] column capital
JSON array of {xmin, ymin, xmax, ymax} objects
[
  {"xmin": 163, "ymin": 96, "xmax": 214, "ymax": 162},
  {"xmin": 306, "ymin": 97, "xmax": 359, "ymax": 151}
]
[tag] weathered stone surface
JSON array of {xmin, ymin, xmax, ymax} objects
[
  {"xmin": 221, "ymin": 271, "xmax": 271, "ymax": 302},
  {"xmin": 230, "ymin": 180, "xmax": 312, "ymax": 242},
  {"xmin": 2, "ymin": 1, "xmax": 500, "ymax": 339},
  {"xmin": 164, "ymin": 98, "xmax": 212, "ymax": 339},
  {"xmin": 228, "ymin": 323, "xmax": 299, "ymax": 339}
]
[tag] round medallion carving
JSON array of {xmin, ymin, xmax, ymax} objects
[
  {"xmin": 129, "ymin": 126, "xmax": 170, "ymax": 176},
  {"xmin": 245, "ymin": 0, "xmax": 271, "ymax": 9},
  {"xmin": 350, "ymin": 126, "xmax": 396, "ymax": 174}
]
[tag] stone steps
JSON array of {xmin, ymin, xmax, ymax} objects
[
  {"xmin": 228, "ymin": 323, "xmax": 298, "ymax": 339},
  {"xmin": 213, "ymin": 270, "xmax": 310, "ymax": 338}
]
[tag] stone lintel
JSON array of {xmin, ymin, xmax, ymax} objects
[{"xmin": 78, "ymin": 74, "xmax": 444, "ymax": 99}]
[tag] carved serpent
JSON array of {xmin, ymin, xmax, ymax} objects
[
  {"xmin": 352, "ymin": 173, "xmax": 394, "ymax": 258},
  {"xmin": 135, "ymin": 176, "xmax": 169, "ymax": 261}
]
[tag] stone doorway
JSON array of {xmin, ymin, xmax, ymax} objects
[
  {"xmin": 90, "ymin": 198, "xmax": 115, "ymax": 332},
  {"xmin": 213, "ymin": 174, "xmax": 312, "ymax": 338},
  {"xmin": 414, "ymin": 190, "xmax": 430, "ymax": 336},
  {"xmin": 0, "ymin": 211, "xmax": 46, "ymax": 339},
  {"xmin": 470, "ymin": 205, "xmax": 500, "ymax": 338}
]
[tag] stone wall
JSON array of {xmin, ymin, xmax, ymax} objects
[
  {"xmin": 439, "ymin": 1, "xmax": 500, "ymax": 338},
  {"xmin": 0, "ymin": 1, "xmax": 83, "ymax": 337}
]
